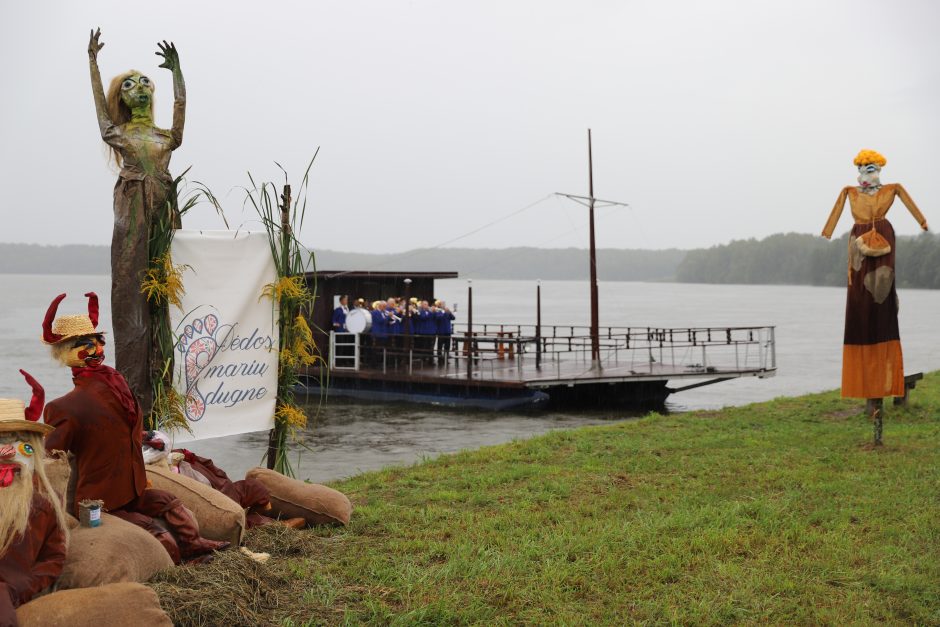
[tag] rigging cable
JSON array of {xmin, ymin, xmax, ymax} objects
[
  {"xmin": 321, "ymin": 193, "xmax": 555, "ymax": 278},
  {"xmin": 460, "ymin": 202, "xmax": 626, "ymax": 277}
]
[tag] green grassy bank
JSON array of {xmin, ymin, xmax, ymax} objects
[{"xmin": 153, "ymin": 374, "xmax": 940, "ymax": 625}]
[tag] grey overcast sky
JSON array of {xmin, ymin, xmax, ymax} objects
[{"xmin": 1, "ymin": 0, "xmax": 938, "ymax": 253}]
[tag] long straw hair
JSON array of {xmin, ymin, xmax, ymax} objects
[
  {"xmin": 0, "ymin": 435, "xmax": 70, "ymax": 556},
  {"xmin": 105, "ymin": 69, "xmax": 155, "ymax": 167}
]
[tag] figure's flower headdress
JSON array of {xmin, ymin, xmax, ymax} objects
[{"xmin": 854, "ymin": 149, "xmax": 887, "ymax": 168}]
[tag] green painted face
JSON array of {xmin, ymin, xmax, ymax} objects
[{"xmin": 120, "ymin": 73, "xmax": 154, "ymax": 111}]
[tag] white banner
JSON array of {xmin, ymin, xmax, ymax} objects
[{"xmin": 170, "ymin": 230, "xmax": 279, "ymax": 442}]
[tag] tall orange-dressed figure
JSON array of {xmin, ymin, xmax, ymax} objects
[{"xmin": 822, "ymin": 150, "xmax": 928, "ymax": 420}]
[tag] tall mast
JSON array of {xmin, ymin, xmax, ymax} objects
[
  {"xmin": 555, "ymin": 130, "xmax": 630, "ymax": 368},
  {"xmin": 587, "ymin": 129, "xmax": 600, "ymax": 364}
]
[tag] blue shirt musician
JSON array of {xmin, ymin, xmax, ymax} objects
[
  {"xmin": 366, "ymin": 301, "xmax": 388, "ymax": 368},
  {"xmin": 435, "ymin": 300, "xmax": 455, "ymax": 336},
  {"xmin": 434, "ymin": 300, "xmax": 455, "ymax": 361},
  {"xmin": 332, "ymin": 295, "xmax": 349, "ymax": 332},
  {"xmin": 386, "ymin": 298, "xmax": 402, "ymax": 336},
  {"xmin": 370, "ymin": 302, "xmax": 389, "ymax": 338},
  {"xmin": 414, "ymin": 302, "xmax": 433, "ymax": 335}
]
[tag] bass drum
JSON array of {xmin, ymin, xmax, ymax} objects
[{"xmin": 345, "ymin": 308, "xmax": 372, "ymax": 334}]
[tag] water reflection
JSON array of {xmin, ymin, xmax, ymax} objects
[{"xmin": 189, "ymin": 400, "xmax": 621, "ymax": 483}]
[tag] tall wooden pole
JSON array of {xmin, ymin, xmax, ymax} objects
[
  {"xmin": 536, "ymin": 280, "xmax": 542, "ymax": 370},
  {"xmin": 588, "ymin": 129, "xmax": 600, "ymax": 364},
  {"xmin": 267, "ymin": 184, "xmax": 292, "ymax": 470},
  {"xmin": 403, "ymin": 278, "xmax": 413, "ymax": 351},
  {"xmin": 466, "ymin": 280, "xmax": 473, "ymax": 381}
]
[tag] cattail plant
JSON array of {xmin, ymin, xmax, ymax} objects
[{"xmin": 245, "ymin": 154, "xmax": 324, "ymax": 476}]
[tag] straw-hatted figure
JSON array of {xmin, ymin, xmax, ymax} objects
[
  {"xmin": 41, "ymin": 293, "xmax": 228, "ymax": 565},
  {"xmin": 0, "ymin": 372, "xmax": 68, "ymax": 626}
]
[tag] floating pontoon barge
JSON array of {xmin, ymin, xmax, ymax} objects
[{"xmin": 300, "ymin": 271, "xmax": 776, "ymax": 410}]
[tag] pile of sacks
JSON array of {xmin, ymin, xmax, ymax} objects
[{"xmin": 15, "ymin": 453, "xmax": 352, "ymax": 626}]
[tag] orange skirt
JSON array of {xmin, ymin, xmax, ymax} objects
[{"xmin": 842, "ymin": 341, "xmax": 904, "ymax": 398}]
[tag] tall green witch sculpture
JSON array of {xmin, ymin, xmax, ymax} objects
[{"xmin": 87, "ymin": 28, "xmax": 185, "ymax": 419}]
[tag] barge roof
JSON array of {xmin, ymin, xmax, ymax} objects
[{"xmin": 306, "ymin": 270, "xmax": 459, "ymax": 280}]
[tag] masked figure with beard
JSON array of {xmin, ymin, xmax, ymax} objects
[
  {"xmin": 40, "ymin": 293, "xmax": 229, "ymax": 564},
  {"xmin": 0, "ymin": 372, "xmax": 68, "ymax": 627}
]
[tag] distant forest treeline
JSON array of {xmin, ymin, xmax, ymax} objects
[
  {"xmin": 675, "ymin": 232, "xmax": 940, "ymax": 289},
  {"xmin": 0, "ymin": 243, "xmax": 685, "ymax": 282},
  {"xmin": 3, "ymin": 233, "xmax": 940, "ymax": 288}
]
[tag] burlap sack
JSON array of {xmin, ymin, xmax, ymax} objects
[
  {"xmin": 58, "ymin": 513, "xmax": 173, "ymax": 589},
  {"xmin": 42, "ymin": 453, "xmax": 72, "ymax": 510},
  {"xmin": 245, "ymin": 467, "xmax": 352, "ymax": 526},
  {"xmin": 17, "ymin": 582, "xmax": 172, "ymax": 627},
  {"xmin": 146, "ymin": 464, "xmax": 245, "ymax": 545}
]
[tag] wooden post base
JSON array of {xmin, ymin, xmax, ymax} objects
[{"xmin": 866, "ymin": 398, "xmax": 884, "ymax": 446}]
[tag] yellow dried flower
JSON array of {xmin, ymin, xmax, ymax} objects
[
  {"xmin": 290, "ymin": 315, "xmax": 319, "ymax": 367},
  {"xmin": 260, "ymin": 276, "xmax": 309, "ymax": 303},
  {"xmin": 279, "ymin": 347, "xmax": 296, "ymax": 368},
  {"xmin": 140, "ymin": 253, "xmax": 189, "ymax": 308},
  {"xmin": 853, "ymin": 149, "xmax": 887, "ymax": 168},
  {"xmin": 275, "ymin": 403, "xmax": 308, "ymax": 429},
  {"xmin": 152, "ymin": 384, "xmax": 193, "ymax": 435}
]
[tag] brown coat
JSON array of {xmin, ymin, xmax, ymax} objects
[
  {"xmin": 44, "ymin": 377, "xmax": 147, "ymax": 513},
  {"xmin": 0, "ymin": 493, "xmax": 67, "ymax": 608}
]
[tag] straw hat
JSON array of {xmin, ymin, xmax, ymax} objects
[
  {"xmin": 41, "ymin": 292, "xmax": 105, "ymax": 345},
  {"xmin": 46, "ymin": 315, "xmax": 98, "ymax": 342},
  {"xmin": 0, "ymin": 399, "xmax": 54, "ymax": 436}
]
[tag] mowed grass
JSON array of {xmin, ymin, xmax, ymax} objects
[{"xmin": 169, "ymin": 375, "xmax": 940, "ymax": 626}]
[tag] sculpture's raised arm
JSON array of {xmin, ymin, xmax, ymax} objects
[
  {"xmin": 157, "ymin": 40, "xmax": 186, "ymax": 148},
  {"xmin": 87, "ymin": 28, "xmax": 113, "ymax": 138}
]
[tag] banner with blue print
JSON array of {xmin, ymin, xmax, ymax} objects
[{"xmin": 169, "ymin": 230, "xmax": 279, "ymax": 442}]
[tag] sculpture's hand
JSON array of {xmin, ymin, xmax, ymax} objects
[
  {"xmin": 88, "ymin": 27, "xmax": 104, "ymax": 59},
  {"xmin": 156, "ymin": 40, "xmax": 181, "ymax": 72}
]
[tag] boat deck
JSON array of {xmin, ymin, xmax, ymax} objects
[
  {"xmin": 325, "ymin": 323, "xmax": 777, "ymax": 396},
  {"xmin": 356, "ymin": 356, "xmax": 773, "ymax": 389}
]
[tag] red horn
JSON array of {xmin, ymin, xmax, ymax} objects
[
  {"xmin": 42, "ymin": 293, "xmax": 67, "ymax": 343},
  {"xmin": 19, "ymin": 369, "xmax": 45, "ymax": 422},
  {"xmin": 85, "ymin": 292, "xmax": 100, "ymax": 328}
]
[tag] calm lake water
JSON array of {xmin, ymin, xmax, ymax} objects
[{"xmin": 3, "ymin": 274, "xmax": 939, "ymax": 482}]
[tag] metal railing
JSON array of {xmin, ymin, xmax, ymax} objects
[
  {"xmin": 329, "ymin": 324, "xmax": 776, "ymax": 380},
  {"xmin": 449, "ymin": 324, "xmax": 776, "ymax": 375}
]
